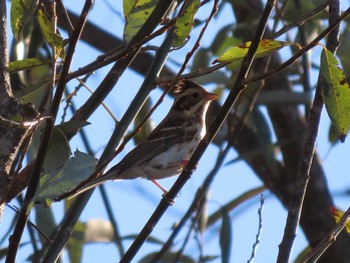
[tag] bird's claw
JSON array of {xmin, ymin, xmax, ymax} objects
[
  {"xmin": 162, "ymin": 193, "xmax": 175, "ymax": 205},
  {"xmin": 182, "ymin": 160, "xmax": 198, "ymax": 173}
]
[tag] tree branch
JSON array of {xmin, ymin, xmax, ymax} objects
[
  {"xmin": 0, "ymin": 0, "xmax": 37, "ymax": 211},
  {"xmin": 5, "ymin": 1, "xmax": 94, "ymax": 262},
  {"xmin": 42, "ymin": 2, "xmax": 177, "ymax": 261},
  {"xmin": 277, "ymin": 1, "xmax": 341, "ymax": 261},
  {"xmin": 120, "ymin": 1, "xmax": 276, "ymax": 262}
]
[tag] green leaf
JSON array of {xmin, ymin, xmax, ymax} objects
[
  {"xmin": 34, "ymin": 150, "xmax": 97, "ymax": 206},
  {"xmin": 56, "ymin": 120, "xmax": 91, "ymax": 138},
  {"xmin": 123, "ymin": 0, "xmax": 136, "ymax": 17},
  {"xmin": 133, "ymin": 97, "xmax": 154, "ymax": 145},
  {"xmin": 213, "ymin": 40, "xmax": 296, "ymax": 64},
  {"xmin": 173, "ymin": 0, "xmax": 200, "ymax": 47},
  {"xmin": 14, "ymin": 76, "xmax": 52, "ymax": 100},
  {"xmin": 9, "ymin": 58, "xmax": 51, "ymax": 73},
  {"xmin": 43, "ymin": 128, "xmax": 70, "ymax": 174},
  {"xmin": 10, "ymin": 0, "xmax": 39, "ymax": 40},
  {"xmin": 328, "ymin": 123, "xmax": 339, "ymax": 146},
  {"xmin": 35, "ymin": 204, "xmax": 56, "ymax": 244},
  {"xmin": 123, "ymin": 0, "xmax": 159, "ymax": 43},
  {"xmin": 219, "ymin": 207, "xmax": 232, "ymax": 263},
  {"xmin": 67, "ymin": 221, "xmax": 86, "ymax": 263},
  {"xmin": 321, "ymin": 48, "xmax": 350, "ymax": 142},
  {"xmin": 37, "ymin": 6, "xmax": 66, "ymax": 58}
]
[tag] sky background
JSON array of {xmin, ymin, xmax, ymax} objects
[{"xmin": 2, "ymin": 1, "xmax": 350, "ymax": 263}]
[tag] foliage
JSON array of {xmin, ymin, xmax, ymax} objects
[{"xmin": 1, "ymin": 0, "xmax": 350, "ymax": 263}]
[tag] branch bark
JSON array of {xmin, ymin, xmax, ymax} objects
[
  {"xmin": 0, "ymin": 0, "xmax": 37, "ymax": 211},
  {"xmin": 56, "ymin": 2, "xmax": 350, "ymax": 261},
  {"xmin": 229, "ymin": 0, "xmax": 350, "ymax": 262}
]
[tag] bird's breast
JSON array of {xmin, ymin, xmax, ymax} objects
[{"xmin": 146, "ymin": 124, "xmax": 203, "ymax": 180}]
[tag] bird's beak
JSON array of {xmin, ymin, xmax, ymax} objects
[{"xmin": 205, "ymin": 92, "xmax": 218, "ymax": 101}]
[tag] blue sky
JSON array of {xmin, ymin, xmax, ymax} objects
[{"xmin": 2, "ymin": 1, "xmax": 350, "ymax": 262}]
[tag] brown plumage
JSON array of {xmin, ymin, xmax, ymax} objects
[{"xmin": 73, "ymin": 80, "xmax": 217, "ymax": 195}]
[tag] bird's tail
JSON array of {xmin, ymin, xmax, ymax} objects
[{"xmin": 58, "ymin": 172, "xmax": 115, "ymax": 201}]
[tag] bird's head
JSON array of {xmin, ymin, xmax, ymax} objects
[{"xmin": 171, "ymin": 80, "xmax": 217, "ymax": 118}]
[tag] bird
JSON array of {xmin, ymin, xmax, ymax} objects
[{"xmin": 71, "ymin": 79, "xmax": 217, "ymax": 197}]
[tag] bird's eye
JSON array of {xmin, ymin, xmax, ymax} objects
[{"xmin": 191, "ymin": 92, "xmax": 199, "ymax": 98}]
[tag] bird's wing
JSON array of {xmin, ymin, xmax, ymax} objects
[
  {"xmin": 108, "ymin": 126, "xmax": 184, "ymax": 176},
  {"xmin": 66, "ymin": 131, "xmax": 182, "ymax": 199},
  {"xmin": 66, "ymin": 119, "xmax": 187, "ymax": 199},
  {"xmin": 109, "ymin": 115, "xmax": 192, "ymax": 176}
]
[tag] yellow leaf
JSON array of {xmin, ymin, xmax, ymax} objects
[
  {"xmin": 330, "ymin": 207, "xmax": 350, "ymax": 234},
  {"xmin": 213, "ymin": 39, "xmax": 298, "ymax": 64}
]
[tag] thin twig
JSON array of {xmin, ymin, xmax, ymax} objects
[
  {"xmin": 276, "ymin": 1, "xmax": 341, "ymax": 261},
  {"xmin": 156, "ymin": 3, "xmax": 329, "ymax": 86},
  {"xmin": 51, "ymin": 0, "xmax": 92, "ymax": 118},
  {"xmin": 179, "ymin": 210, "xmax": 214, "ymax": 262},
  {"xmin": 6, "ymin": 204, "xmax": 51, "ymax": 244},
  {"xmin": 69, "ymin": 0, "xmax": 174, "ymax": 125},
  {"xmin": 244, "ymin": 7, "xmax": 350, "ymax": 85},
  {"xmin": 122, "ymin": 1, "xmax": 276, "ymax": 262},
  {"xmin": 156, "ymin": 62, "xmax": 230, "ymax": 85},
  {"xmin": 56, "ymin": 0, "xmax": 74, "ymax": 36},
  {"xmin": 247, "ymin": 194, "xmax": 265, "ymax": 263},
  {"xmin": 64, "ymin": 85, "xmax": 125, "ymax": 257},
  {"xmin": 43, "ymin": 2, "xmax": 177, "ymax": 262},
  {"xmin": 301, "ymin": 206, "xmax": 350, "ymax": 263},
  {"xmin": 66, "ymin": 18, "xmax": 176, "ymax": 82},
  {"xmin": 98, "ymin": 186, "xmax": 125, "ymax": 257},
  {"xmin": 61, "ymin": 74, "xmax": 92, "ymax": 123},
  {"xmin": 151, "ymin": 143, "xmax": 231, "ymax": 262},
  {"xmin": 5, "ymin": 116, "xmax": 54, "ymax": 263},
  {"xmin": 294, "ymin": 0, "xmax": 312, "ymax": 118},
  {"xmin": 270, "ymin": 2, "xmax": 329, "ymax": 39},
  {"xmin": 5, "ymin": 1, "xmax": 94, "ymax": 262},
  {"xmin": 175, "ymin": 216, "xmax": 197, "ymax": 262},
  {"xmin": 173, "ymin": 0, "xmax": 219, "ymax": 82},
  {"xmin": 56, "ymin": 64, "xmax": 173, "ymax": 200},
  {"xmin": 75, "ymin": 77, "xmax": 119, "ymax": 124}
]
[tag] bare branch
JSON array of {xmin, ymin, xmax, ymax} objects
[
  {"xmin": 277, "ymin": 1, "xmax": 342, "ymax": 261},
  {"xmin": 121, "ymin": 1, "xmax": 276, "ymax": 262},
  {"xmin": 247, "ymin": 195, "xmax": 265, "ymax": 263}
]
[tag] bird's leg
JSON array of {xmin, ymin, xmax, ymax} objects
[
  {"xmin": 149, "ymin": 179, "xmax": 168, "ymax": 194},
  {"xmin": 149, "ymin": 179, "xmax": 176, "ymax": 205}
]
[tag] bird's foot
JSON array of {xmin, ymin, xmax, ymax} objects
[
  {"xmin": 162, "ymin": 193, "xmax": 175, "ymax": 205},
  {"xmin": 181, "ymin": 160, "xmax": 198, "ymax": 173},
  {"xmin": 149, "ymin": 179, "xmax": 175, "ymax": 205}
]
